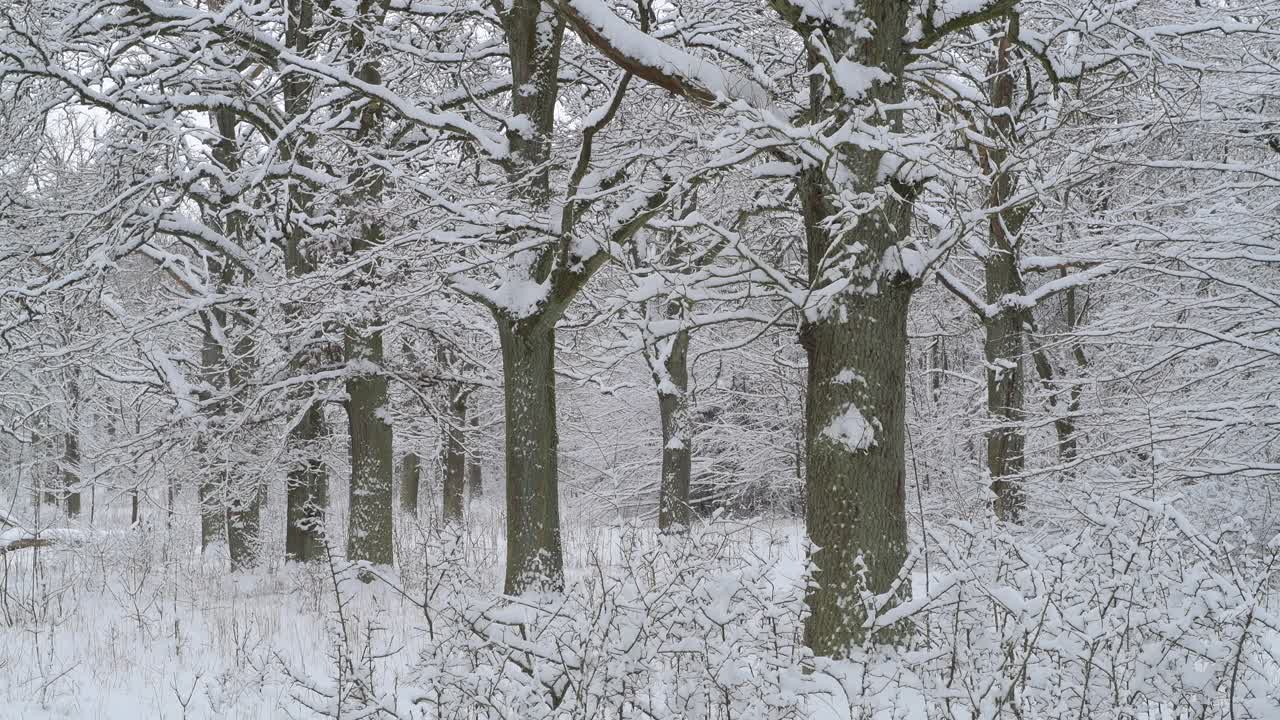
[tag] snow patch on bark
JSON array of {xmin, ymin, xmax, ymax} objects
[
  {"xmin": 832, "ymin": 369, "xmax": 864, "ymax": 385},
  {"xmin": 822, "ymin": 404, "xmax": 877, "ymax": 452}
]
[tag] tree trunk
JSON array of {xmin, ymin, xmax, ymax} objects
[
  {"xmin": 801, "ymin": 286, "xmax": 913, "ymax": 655},
  {"xmin": 981, "ymin": 31, "xmax": 1028, "ymax": 523},
  {"xmin": 656, "ymin": 330, "xmax": 692, "ymax": 532},
  {"xmin": 345, "ymin": 341, "xmax": 394, "ymax": 565},
  {"xmin": 1062, "ymin": 284, "xmax": 1088, "ymax": 466},
  {"xmin": 280, "ymin": 0, "xmax": 330, "ymax": 563},
  {"xmin": 62, "ymin": 379, "xmax": 81, "ymax": 518},
  {"xmin": 198, "ymin": 311, "xmax": 227, "ymax": 552},
  {"xmin": 498, "ymin": 317, "xmax": 563, "ymax": 595},
  {"xmin": 441, "ymin": 396, "xmax": 467, "ymax": 524},
  {"xmin": 791, "ymin": 0, "xmax": 916, "ymax": 656},
  {"xmin": 399, "ymin": 452, "xmax": 420, "ymax": 516},
  {"xmin": 342, "ymin": 4, "xmax": 395, "ymax": 568},
  {"xmin": 985, "ymin": 302, "xmax": 1026, "ymax": 522},
  {"xmin": 467, "ymin": 415, "xmax": 483, "ymax": 499},
  {"xmin": 225, "ymin": 319, "xmax": 261, "ymax": 570},
  {"xmin": 226, "ymin": 488, "xmax": 262, "ymax": 570},
  {"xmin": 489, "ymin": 1, "xmax": 567, "ymax": 595},
  {"xmin": 32, "ymin": 422, "xmax": 55, "ymax": 507},
  {"xmin": 285, "ymin": 402, "xmax": 329, "ymax": 561}
]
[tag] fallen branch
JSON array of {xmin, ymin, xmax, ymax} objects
[
  {"xmin": 0, "ymin": 528, "xmax": 94, "ymax": 554},
  {"xmin": 0, "ymin": 536, "xmax": 52, "ymax": 555}
]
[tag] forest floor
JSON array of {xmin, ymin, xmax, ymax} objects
[
  {"xmin": 4, "ymin": 497, "xmax": 1276, "ymax": 719},
  {"xmin": 0, "ymin": 503, "xmax": 806, "ymax": 719}
]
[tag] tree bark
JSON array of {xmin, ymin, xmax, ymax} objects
[
  {"xmin": 982, "ymin": 31, "xmax": 1029, "ymax": 523},
  {"xmin": 285, "ymin": 403, "xmax": 328, "ymax": 561},
  {"xmin": 985, "ymin": 301, "xmax": 1027, "ymax": 522},
  {"xmin": 498, "ymin": 317, "xmax": 564, "ymax": 594},
  {"xmin": 207, "ymin": 105, "xmax": 263, "ymax": 571},
  {"xmin": 492, "ymin": 1, "xmax": 568, "ymax": 594},
  {"xmin": 399, "ymin": 452, "xmax": 420, "ymax": 516},
  {"xmin": 225, "ymin": 318, "xmax": 262, "ymax": 570},
  {"xmin": 441, "ymin": 396, "xmax": 467, "ymax": 525},
  {"xmin": 62, "ymin": 378, "xmax": 81, "ymax": 518},
  {"xmin": 345, "ymin": 339, "xmax": 394, "ymax": 565},
  {"xmin": 786, "ymin": 0, "xmax": 916, "ymax": 656},
  {"xmin": 467, "ymin": 415, "xmax": 483, "ymax": 499},
  {"xmin": 198, "ymin": 311, "xmax": 228, "ymax": 552},
  {"xmin": 801, "ymin": 285, "xmax": 914, "ymax": 655},
  {"xmin": 280, "ymin": 0, "xmax": 330, "ymax": 563},
  {"xmin": 342, "ymin": 2, "xmax": 395, "ymax": 568},
  {"xmin": 32, "ymin": 420, "xmax": 55, "ymax": 507},
  {"xmin": 655, "ymin": 330, "xmax": 692, "ymax": 532}
]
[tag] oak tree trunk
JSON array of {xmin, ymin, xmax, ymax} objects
[
  {"xmin": 787, "ymin": 0, "xmax": 916, "ymax": 656},
  {"xmin": 198, "ymin": 311, "xmax": 228, "ymax": 552},
  {"xmin": 498, "ymin": 317, "xmax": 563, "ymax": 594},
  {"xmin": 441, "ymin": 397, "xmax": 467, "ymax": 524},
  {"xmin": 342, "ymin": 4, "xmax": 395, "ymax": 567},
  {"xmin": 467, "ymin": 415, "xmax": 483, "ymax": 499},
  {"xmin": 801, "ymin": 286, "xmax": 913, "ymax": 655},
  {"xmin": 285, "ymin": 403, "xmax": 329, "ymax": 561},
  {"xmin": 982, "ymin": 31, "xmax": 1028, "ymax": 523},
  {"xmin": 62, "ymin": 378, "xmax": 81, "ymax": 518},
  {"xmin": 225, "ymin": 324, "xmax": 262, "ymax": 570},
  {"xmin": 345, "ymin": 342, "xmax": 394, "ymax": 565},
  {"xmin": 399, "ymin": 452, "xmax": 420, "ymax": 516},
  {"xmin": 985, "ymin": 301, "xmax": 1027, "ymax": 522},
  {"xmin": 492, "ymin": 0, "xmax": 567, "ymax": 594}
]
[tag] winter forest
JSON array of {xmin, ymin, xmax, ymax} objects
[{"xmin": 1, "ymin": 0, "xmax": 1279, "ymax": 717}]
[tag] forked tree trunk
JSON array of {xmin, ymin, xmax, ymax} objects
[
  {"xmin": 399, "ymin": 452, "xmax": 420, "ymax": 516},
  {"xmin": 656, "ymin": 330, "xmax": 692, "ymax": 532},
  {"xmin": 285, "ymin": 402, "xmax": 328, "ymax": 561},
  {"xmin": 441, "ymin": 396, "xmax": 467, "ymax": 524},
  {"xmin": 491, "ymin": 1, "xmax": 567, "ymax": 595},
  {"xmin": 498, "ymin": 317, "xmax": 563, "ymax": 594},
  {"xmin": 789, "ymin": 0, "xmax": 916, "ymax": 656}
]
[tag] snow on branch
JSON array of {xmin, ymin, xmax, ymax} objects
[{"xmin": 559, "ymin": 0, "xmax": 771, "ymax": 110}]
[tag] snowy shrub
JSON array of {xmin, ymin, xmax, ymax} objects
[
  {"xmin": 373, "ymin": 500, "xmax": 1280, "ymax": 720},
  {"xmin": 406, "ymin": 521, "xmax": 808, "ymax": 719}
]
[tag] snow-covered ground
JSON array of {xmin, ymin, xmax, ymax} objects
[
  {"xmin": 0, "ymin": 505, "xmax": 807, "ymax": 719},
  {"xmin": 3, "ymin": 499, "xmax": 1278, "ymax": 719}
]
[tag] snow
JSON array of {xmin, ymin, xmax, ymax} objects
[
  {"xmin": 832, "ymin": 369, "xmax": 864, "ymax": 385},
  {"xmin": 822, "ymin": 403, "xmax": 878, "ymax": 452},
  {"xmin": 562, "ymin": 0, "xmax": 771, "ymax": 109},
  {"xmin": 4, "ymin": 0, "xmax": 1279, "ymax": 717},
  {"xmin": 832, "ymin": 59, "xmax": 890, "ymax": 101}
]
